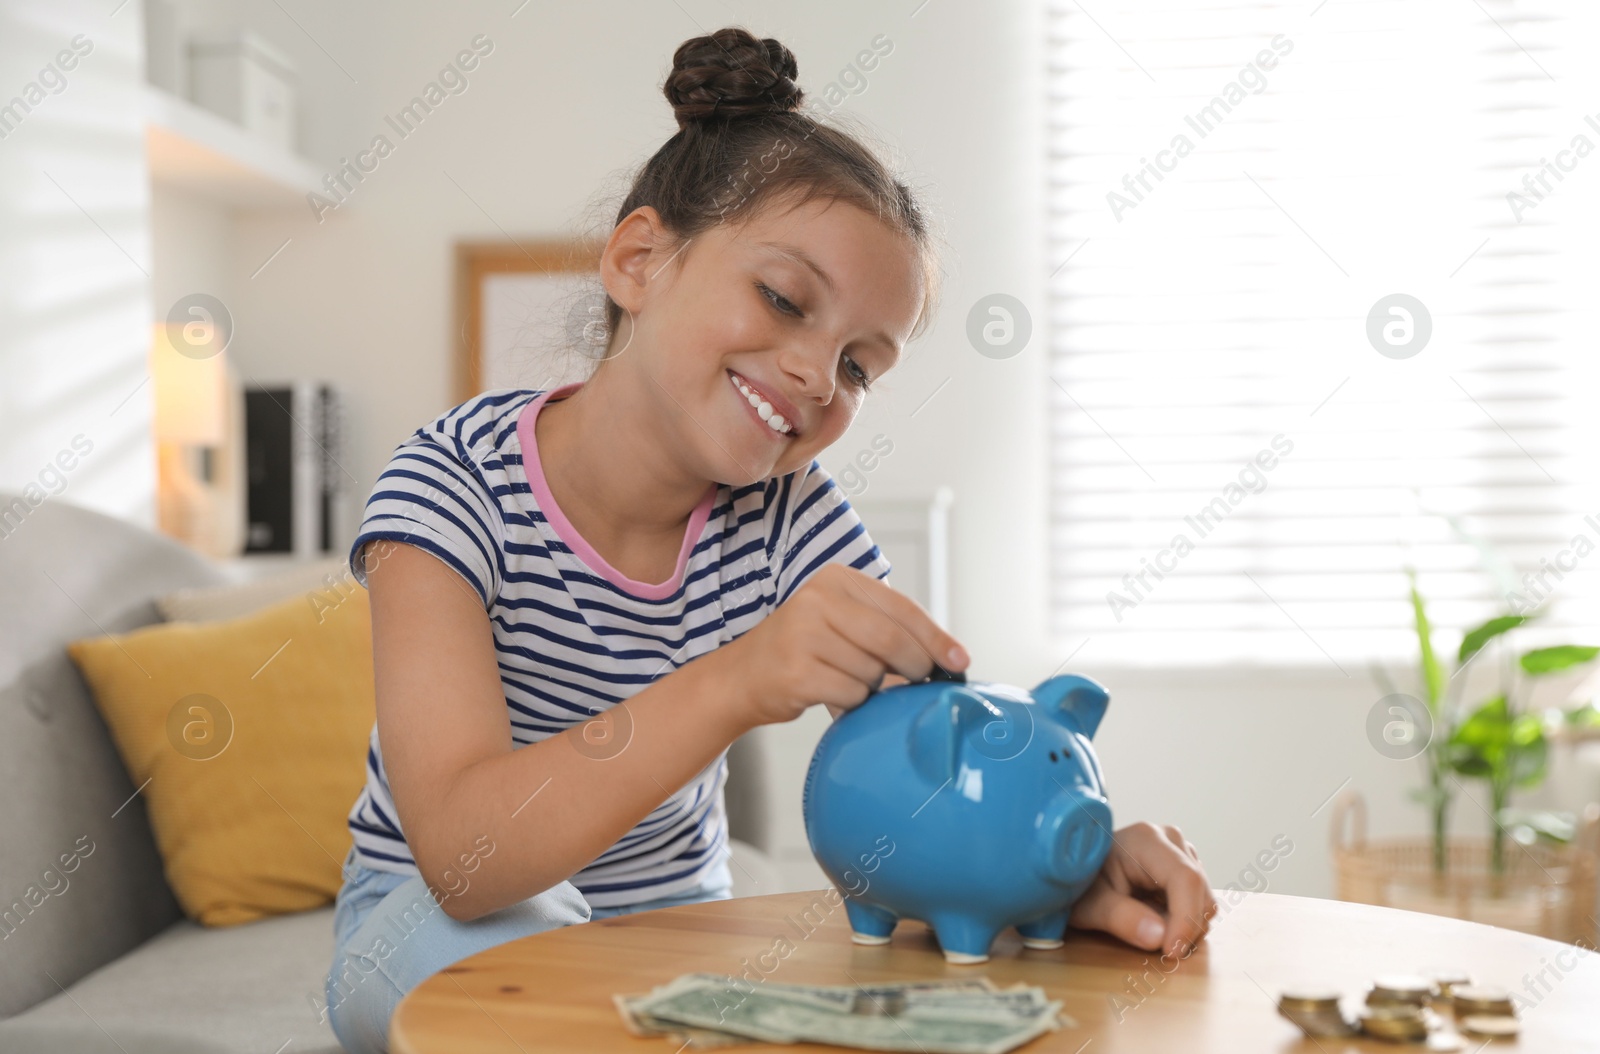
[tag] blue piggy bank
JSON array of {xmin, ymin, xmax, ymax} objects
[{"xmin": 802, "ymin": 673, "xmax": 1114, "ymax": 964}]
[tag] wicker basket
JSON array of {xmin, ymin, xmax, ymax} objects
[{"xmin": 1330, "ymin": 791, "xmax": 1600, "ymax": 945}]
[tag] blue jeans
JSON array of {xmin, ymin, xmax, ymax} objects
[{"xmin": 321, "ymin": 846, "xmax": 734, "ymax": 1054}]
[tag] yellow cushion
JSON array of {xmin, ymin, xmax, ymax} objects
[{"xmin": 67, "ymin": 586, "xmax": 374, "ymax": 926}]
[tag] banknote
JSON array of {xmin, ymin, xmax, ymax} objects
[{"xmin": 615, "ymin": 973, "xmax": 1068, "ymax": 1053}]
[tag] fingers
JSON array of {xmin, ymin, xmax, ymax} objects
[
  {"xmin": 1118, "ymin": 823, "xmax": 1216, "ymax": 958},
  {"xmin": 1085, "ymin": 823, "xmax": 1217, "ymax": 960},
  {"xmin": 828, "ymin": 568, "xmax": 969, "ymax": 681},
  {"xmin": 1159, "ymin": 875, "xmax": 1216, "ymax": 960},
  {"xmin": 798, "ymin": 620, "xmax": 885, "ymax": 690},
  {"xmin": 802, "ymin": 657, "xmax": 877, "ymax": 715},
  {"xmin": 1068, "ymin": 877, "xmax": 1168, "ymax": 952},
  {"xmin": 1165, "ymin": 824, "xmax": 1201, "ymax": 865}
]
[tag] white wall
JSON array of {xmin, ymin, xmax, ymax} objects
[{"xmin": 0, "ymin": 0, "xmax": 153, "ymax": 528}]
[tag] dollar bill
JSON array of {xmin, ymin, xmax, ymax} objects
[{"xmin": 615, "ymin": 974, "xmax": 1069, "ymax": 1054}]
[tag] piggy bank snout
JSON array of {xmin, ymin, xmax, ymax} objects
[{"xmin": 1040, "ymin": 793, "xmax": 1113, "ymax": 887}]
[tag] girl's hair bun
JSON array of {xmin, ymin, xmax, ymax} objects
[{"xmin": 664, "ymin": 27, "xmax": 803, "ymax": 129}]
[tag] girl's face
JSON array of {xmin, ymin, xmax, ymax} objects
[{"xmin": 607, "ymin": 192, "xmax": 927, "ymax": 487}]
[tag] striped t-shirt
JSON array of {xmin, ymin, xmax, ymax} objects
[{"xmin": 344, "ymin": 382, "xmax": 893, "ymax": 907}]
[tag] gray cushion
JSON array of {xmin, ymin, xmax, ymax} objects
[
  {"xmin": 0, "ymin": 493, "xmax": 228, "ymax": 1016},
  {"xmin": 0, "ymin": 907, "xmax": 341, "ymax": 1054}
]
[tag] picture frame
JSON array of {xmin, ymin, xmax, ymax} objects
[{"xmin": 453, "ymin": 238, "xmax": 606, "ymax": 404}]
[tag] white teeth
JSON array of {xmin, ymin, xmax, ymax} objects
[{"xmin": 730, "ymin": 372, "xmax": 793, "ymax": 435}]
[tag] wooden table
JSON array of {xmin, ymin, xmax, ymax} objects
[{"xmin": 391, "ymin": 889, "xmax": 1600, "ymax": 1053}]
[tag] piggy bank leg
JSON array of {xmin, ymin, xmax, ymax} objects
[
  {"xmin": 929, "ymin": 915, "xmax": 1000, "ymax": 965},
  {"xmin": 844, "ymin": 899, "xmax": 898, "ymax": 945},
  {"xmin": 1016, "ymin": 909, "xmax": 1069, "ymax": 950}
]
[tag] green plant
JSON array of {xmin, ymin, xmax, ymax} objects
[
  {"xmin": 1387, "ymin": 503, "xmax": 1599, "ymax": 882},
  {"xmin": 1393, "ymin": 571, "xmax": 1598, "ymax": 879},
  {"xmin": 1446, "ymin": 624, "xmax": 1597, "ymax": 876},
  {"xmin": 1402, "ymin": 569, "xmax": 1452, "ymax": 875}
]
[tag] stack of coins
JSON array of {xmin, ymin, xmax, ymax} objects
[
  {"xmin": 1367, "ymin": 975, "xmax": 1435, "ymax": 1008},
  {"xmin": 1360, "ymin": 1004, "xmax": 1430, "ymax": 1043},
  {"xmin": 1276, "ymin": 989, "xmax": 1356, "ymax": 1037},
  {"xmin": 1360, "ymin": 974, "xmax": 1436, "ymax": 1043},
  {"xmin": 1278, "ymin": 974, "xmax": 1519, "ymax": 1046},
  {"xmin": 1451, "ymin": 985, "xmax": 1519, "ymax": 1039}
]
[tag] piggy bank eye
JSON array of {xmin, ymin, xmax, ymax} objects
[{"xmin": 1048, "ymin": 750, "xmax": 1058, "ymax": 763}]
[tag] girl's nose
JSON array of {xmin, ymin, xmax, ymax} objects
[{"xmin": 777, "ymin": 342, "xmax": 834, "ymax": 404}]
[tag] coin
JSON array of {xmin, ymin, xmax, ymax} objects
[
  {"xmin": 1278, "ymin": 989, "xmax": 1340, "ymax": 1014},
  {"xmin": 1451, "ymin": 985, "xmax": 1515, "ymax": 1017},
  {"xmin": 1361, "ymin": 1005, "xmax": 1429, "ymax": 1042},
  {"xmin": 1432, "ymin": 973, "xmax": 1472, "ymax": 1000},
  {"xmin": 1369, "ymin": 974, "xmax": 1435, "ymax": 1006},
  {"xmin": 1278, "ymin": 991, "xmax": 1355, "ymax": 1038},
  {"xmin": 1460, "ymin": 1014, "xmax": 1520, "ymax": 1038},
  {"xmin": 1285, "ymin": 1010, "xmax": 1357, "ymax": 1038}
]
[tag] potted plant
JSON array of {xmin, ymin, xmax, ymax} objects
[
  {"xmin": 1333, "ymin": 568, "xmax": 1600, "ymax": 943},
  {"xmin": 1446, "ymin": 617, "xmax": 1596, "ymax": 879}
]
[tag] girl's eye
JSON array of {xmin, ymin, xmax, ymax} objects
[
  {"xmin": 758, "ymin": 281, "xmax": 873, "ymax": 393},
  {"xmin": 757, "ymin": 282, "xmax": 802, "ymax": 317},
  {"xmin": 842, "ymin": 355, "xmax": 872, "ymax": 392}
]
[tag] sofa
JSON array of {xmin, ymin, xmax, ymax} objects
[{"xmin": 0, "ymin": 492, "xmax": 779, "ymax": 1054}]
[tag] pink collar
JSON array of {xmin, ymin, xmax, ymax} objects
[{"xmin": 516, "ymin": 383, "xmax": 716, "ymax": 600}]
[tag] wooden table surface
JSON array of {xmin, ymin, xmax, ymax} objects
[{"xmin": 391, "ymin": 889, "xmax": 1600, "ymax": 1053}]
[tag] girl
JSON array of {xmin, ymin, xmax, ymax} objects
[{"xmin": 324, "ymin": 26, "xmax": 1216, "ymax": 1054}]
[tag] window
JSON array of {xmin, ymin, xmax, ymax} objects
[{"xmin": 1046, "ymin": 0, "xmax": 1600, "ymax": 667}]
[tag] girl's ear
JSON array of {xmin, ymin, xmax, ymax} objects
[{"xmin": 602, "ymin": 205, "xmax": 676, "ymax": 314}]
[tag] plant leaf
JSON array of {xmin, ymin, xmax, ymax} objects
[
  {"xmin": 1508, "ymin": 714, "xmax": 1548, "ymax": 787},
  {"xmin": 1565, "ymin": 702, "xmax": 1600, "ymax": 728},
  {"xmin": 1451, "ymin": 696, "xmax": 1511, "ymax": 741},
  {"xmin": 1520, "ymin": 645, "xmax": 1600, "ymax": 675},
  {"xmin": 1408, "ymin": 571, "xmax": 1445, "ymax": 710},
  {"xmin": 1448, "ymin": 696, "xmax": 1510, "ymax": 776},
  {"xmin": 1500, "ymin": 808, "xmax": 1576, "ymax": 844},
  {"xmin": 1458, "ymin": 615, "xmax": 1528, "ymax": 665},
  {"xmin": 1448, "ymin": 753, "xmax": 1494, "ymax": 778}
]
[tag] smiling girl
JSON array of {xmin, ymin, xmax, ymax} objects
[{"xmin": 323, "ymin": 26, "xmax": 1215, "ymax": 1054}]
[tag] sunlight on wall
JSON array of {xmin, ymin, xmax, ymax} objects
[{"xmin": 0, "ymin": 0, "xmax": 154, "ymax": 527}]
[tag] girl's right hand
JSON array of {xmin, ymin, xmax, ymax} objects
[{"xmin": 716, "ymin": 563, "xmax": 970, "ymax": 728}]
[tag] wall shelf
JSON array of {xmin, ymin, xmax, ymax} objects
[{"xmin": 144, "ymin": 85, "xmax": 320, "ymax": 209}]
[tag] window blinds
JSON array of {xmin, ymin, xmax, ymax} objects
[{"xmin": 1045, "ymin": 0, "xmax": 1600, "ymax": 667}]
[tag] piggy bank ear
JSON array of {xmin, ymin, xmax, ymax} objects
[
  {"xmin": 1031, "ymin": 674, "xmax": 1109, "ymax": 740},
  {"xmin": 907, "ymin": 686, "xmax": 998, "ymax": 784}
]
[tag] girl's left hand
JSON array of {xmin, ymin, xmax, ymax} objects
[{"xmin": 1068, "ymin": 821, "xmax": 1218, "ymax": 960}]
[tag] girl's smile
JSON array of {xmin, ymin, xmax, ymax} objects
[{"xmin": 727, "ymin": 369, "xmax": 799, "ymax": 439}]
